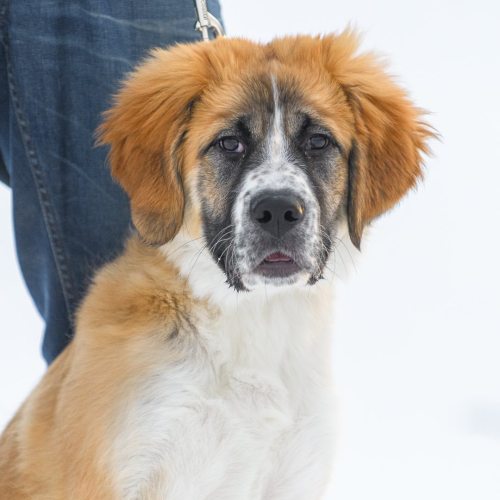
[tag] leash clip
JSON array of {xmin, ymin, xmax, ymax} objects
[{"xmin": 193, "ymin": 0, "xmax": 225, "ymax": 41}]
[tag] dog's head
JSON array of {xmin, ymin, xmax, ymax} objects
[{"xmin": 99, "ymin": 33, "xmax": 433, "ymax": 291}]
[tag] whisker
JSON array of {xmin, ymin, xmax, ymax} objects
[
  {"xmin": 166, "ymin": 236, "xmax": 205, "ymax": 257},
  {"xmin": 207, "ymin": 225, "xmax": 234, "ymax": 254},
  {"xmin": 185, "ymin": 243, "xmax": 209, "ymax": 282}
]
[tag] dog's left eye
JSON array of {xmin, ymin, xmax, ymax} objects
[
  {"xmin": 306, "ymin": 134, "xmax": 330, "ymax": 150},
  {"xmin": 219, "ymin": 137, "xmax": 245, "ymax": 154}
]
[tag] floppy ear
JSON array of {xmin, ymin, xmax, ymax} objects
[
  {"xmin": 322, "ymin": 33, "xmax": 435, "ymax": 249},
  {"xmin": 98, "ymin": 44, "xmax": 214, "ymax": 245}
]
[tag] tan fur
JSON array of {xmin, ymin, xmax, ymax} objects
[{"xmin": 0, "ymin": 32, "xmax": 433, "ymax": 498}]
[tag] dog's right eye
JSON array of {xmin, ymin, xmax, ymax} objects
[{"xmin": 219, "ymin": 137, "xmax": 245, "ymax": 154}]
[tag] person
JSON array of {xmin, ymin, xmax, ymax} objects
[{"xmin": 0, "ymin": 1, "xmax": 223, "ymax": 364}]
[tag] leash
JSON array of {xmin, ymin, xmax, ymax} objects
[{"xmin": 193, "ymin": 0, "xmax": 225, "ymax": 40}]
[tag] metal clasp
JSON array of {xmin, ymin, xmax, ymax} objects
[{"xmin": 193, "ymin": 0, "xmax": 225, "ymax": 41}]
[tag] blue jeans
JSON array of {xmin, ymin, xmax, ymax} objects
[{"xmin": 0, "ymin": 1, "xmax": 222, "ymax": 364}]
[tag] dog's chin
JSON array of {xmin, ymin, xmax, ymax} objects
[{"xmin": 241, "ymin": 271, "xmax": 310, "ymax": 290}]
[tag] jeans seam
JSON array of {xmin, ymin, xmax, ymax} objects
[{"xmin": 2, "ymin": 31, "xmax": 76, "ymax": 324}]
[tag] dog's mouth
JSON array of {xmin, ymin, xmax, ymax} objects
[{"xmin": 254, "ymin": 252, "xmax": 301, "ymax": 279}]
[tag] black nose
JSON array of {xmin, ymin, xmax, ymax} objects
[{"xmin": 251, "ymin": 192, "xmax": 305, "ymax": 238}]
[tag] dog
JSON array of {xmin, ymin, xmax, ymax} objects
[{"xmin": 0, "ymin": 32, "xmax": 433, "ymax": 499}]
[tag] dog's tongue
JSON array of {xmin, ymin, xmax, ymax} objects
[{"xmin": 264, "ymin": 252, "xmax": 292, "ymax": 263}]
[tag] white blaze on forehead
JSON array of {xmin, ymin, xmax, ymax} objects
[
  {"xmin": 251, "ymin": 75, "xmax": 310, "ymax": 195},
  {"xmin": 268, "ymin": 75, "xmax": 286, "ymax": 163}
]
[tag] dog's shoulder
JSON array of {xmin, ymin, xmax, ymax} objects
[{"xmin": 77, "ymin": 235, "xmax": 201, "ymax": 344}]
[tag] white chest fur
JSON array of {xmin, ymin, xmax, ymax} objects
[{"xmin": 111, "ymin": 237, "xmax": 336, "ymax": 499}]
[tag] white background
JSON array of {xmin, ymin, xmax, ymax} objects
[{"xmin": 1, "ymin": 1, "xmax": 499, "ymax": 498}]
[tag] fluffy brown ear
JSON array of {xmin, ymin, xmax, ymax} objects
[
  {"xmin": 98, "ymin": 44, "xmax": 214, "ymax": 245},
  {"xmin": 322, "ymin": 32, "xmax": 435, "ymax": 249}
]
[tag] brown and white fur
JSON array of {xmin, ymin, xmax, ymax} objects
[{"xmin": 0, "ymin": 32, "xmax": 433, "ymax": 499}]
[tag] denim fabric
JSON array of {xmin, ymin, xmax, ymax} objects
[{"xmin": 0, "ymin": 1, "xmax": 222, "ymax": 363}]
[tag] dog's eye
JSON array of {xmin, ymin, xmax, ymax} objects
[
  {"xmin": 219, "ymin": 137, "xmax": 245, "ymax": 153},
  {"xmin": 306, "ymin": 134, "xmax": 330, "ymax": 150}
]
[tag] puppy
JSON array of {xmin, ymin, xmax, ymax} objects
[{"xmin": 0, "ymin": 32, "xmax": 433, "ymax": 499}]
